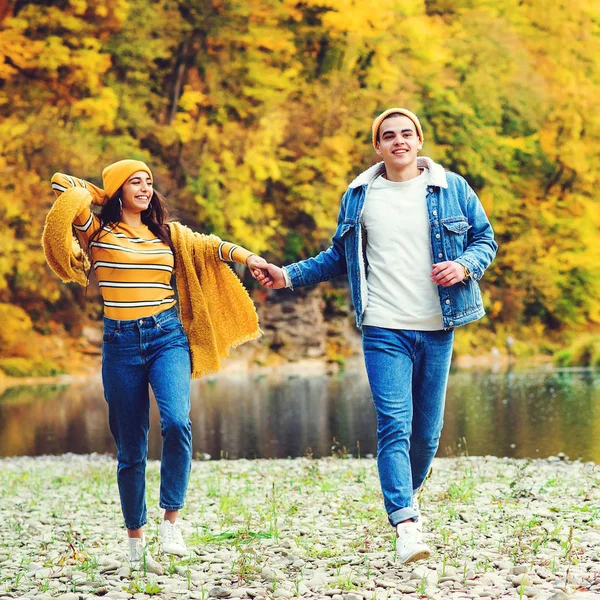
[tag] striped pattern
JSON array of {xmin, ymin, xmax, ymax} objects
[
  {"xmin": 73, "ymin": 213, "xmax": 94, "ymax": 232},
  {"xmin": 99, "ymin": 281, "xmax": 173, "ymax": 289},
  {"xmin": 50, "ymin": 171, "xmax": 256, "ymax": 320},
  {"xmin": 93, "ymin": 260, "xmax": 173, "ymax": 272},
  {"xmin": 89, "ymin": 240, "xmax": 173, "ymax": 255},
  {"xmin": 218, "ymin": 241, "xmax": 251, "ymax": 264},
  {"xmin": 103, "ymin": 227, "xmax": 163, "ymax": 243},
  {"xmin": 103, "ymin": 297, "xmax": 175, "ymax": 309},
  {"xmin": 48, "ymin": 172, "xmax": 176, "ymax": 319},
  {"xmin": 85, "ymin": 222, "xmax": 177, "ymax": 319}
]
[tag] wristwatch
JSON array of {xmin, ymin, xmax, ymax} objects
[{"xmin": 462, "ymin": 264, "xmax": 471, "ymax": 279}]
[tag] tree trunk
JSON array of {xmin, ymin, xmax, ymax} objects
[{"xmin": 168, "ymin": 40, "xmax": 190, "ymax": 125}]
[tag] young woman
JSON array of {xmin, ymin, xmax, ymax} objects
[{"xmin": 43, "ymin": 159, "xmax": 268, "ymax": 565}]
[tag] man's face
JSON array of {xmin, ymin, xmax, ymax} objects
[{"xmin": 375, "ymin": 115, "xmax": 422, "ymax": 168}]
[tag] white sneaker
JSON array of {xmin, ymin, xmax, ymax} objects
[
  {"xmin": 129, "ymin": 536, "xmax": 147, "ymax": 563},
  {"xmin": 159, "ymin": 520, "xmax": 187, "ymax": 557},
  {"xmin": 395, "ymin": 521, "xmax": 431, "ymax": 564},
  {"xmin": 128, "ymin": 537, "xmax": 163, "ymax": 574}
]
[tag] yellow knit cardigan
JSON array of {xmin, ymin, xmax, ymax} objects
[{"xmin": 42, "ymin": 186, "xmax": 261, "ymax": 378}]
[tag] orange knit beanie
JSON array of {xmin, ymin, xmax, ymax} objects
[
  {"xmin": 102, "ymin": 160, "xmax": 153, "ymax": 198},
  {"xmin": 371, "ymin": 108, "xmax": 424, "ymax": 149}
]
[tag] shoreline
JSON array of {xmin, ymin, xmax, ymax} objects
[
  {"xmin": 0, "ymin": 454, "xmax": 598, "ymax": 599},
  {"xmin": 0, "ymin": 353, "xmax": 560, "ymax": 393}
]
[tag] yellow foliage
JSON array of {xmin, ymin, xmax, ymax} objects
[
  {"xmin": 0, "ymin": 304, "xmax": 33, "ymax": 353},
  {"xmin": 178, "ymin": 88, "xmax": 207, "ymax": 113},
  {"xmin": 0, "ymin": 0, "xmax": 598, "ymax": 351},
  {"xmin": 72, "ymin": 87, "xmax": 119, "ymax": 131}
]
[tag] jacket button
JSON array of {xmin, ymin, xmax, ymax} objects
[
  {"xmin": 449, "ymin": 321, "xmax": 454, "ymax": 326},
  {"xmin": 432, "ymin": 210, "xmax": 437, "ymax": 216},
  {"xmin": 438, "ymin": 253, "xmax": 443, "ymax": 258},
  {"xmin": 435, "ymin": 233, "xmax": 440, "ymax": 239},
  {"xmin": 445, "ymin": 299, "xmax": 450, "ymax": 305}
]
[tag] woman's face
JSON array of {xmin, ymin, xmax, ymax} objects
[{"xmin": 121, "ymin": 170, "xmax": 153, "ymax": 214}]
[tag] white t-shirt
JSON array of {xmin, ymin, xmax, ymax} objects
[{"xmin": 361, "ymin": 169, "xmax": 444, "ymax": 330}]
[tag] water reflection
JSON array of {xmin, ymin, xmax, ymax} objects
[{"xmin": 0, "ymin": 369, "xmax": 598, "ymax": 462}]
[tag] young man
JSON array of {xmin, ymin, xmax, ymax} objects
[{"xmin": 257, "ymin": 108, "xmax": 497, "ymax": 563}]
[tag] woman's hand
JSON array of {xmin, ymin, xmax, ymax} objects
[{"xmin": 247, "ymin": 255, "xmax": 273, "ymax": 285}]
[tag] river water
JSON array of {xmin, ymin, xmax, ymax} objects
[{"xmin": 0, "ymin": 367, "xmax": 598, "ymax": 461}]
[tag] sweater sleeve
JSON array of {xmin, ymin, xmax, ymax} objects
[
  {"xmin": 217, "ymin": 240, "xmax": 254, "ymax": 266},
  {"xmin": 50, "ymin": 173, "xmax": 102, "ymax": 244},
  {"xmin": 51, "ymin": 173, "xmax": 106, "ymax": 203}
]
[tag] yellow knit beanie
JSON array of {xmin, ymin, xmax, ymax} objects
[
  {"xmin": 372, "ymin": 108, "xmax": 424, "ymax": 149},
  {"xmin": 102, "ymin": 160, "xmax": 153, "ymax": 199}
]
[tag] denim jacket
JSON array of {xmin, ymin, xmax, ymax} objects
[{"xmin": 285, "ymin": 157, "xmax": 498, "ymax": 329}]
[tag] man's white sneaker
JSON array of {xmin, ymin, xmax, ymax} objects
[
  {"xmin": 159, "ymin": 520, "xmax": 187, "ymax": 557},
  {"xmin": 395, "ymin": 521, "xmax": 431, "ymax": 564}
]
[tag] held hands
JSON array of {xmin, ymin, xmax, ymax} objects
[
  {"xmin": 250, "ymin": 257, "xmax": 466, "ymax": 289},
  {"xmin": 247, "ymin": 255, "xmax": 270, "ymax": 280},
  {"xmin": 431, "ymin": 261, "xmax": 466, "ymax": 287},
  {"xmin": 257, "ymin": 264, "xmax": 287, "ymax": 289},
  {"xmin": 246, "ymin": 256, "xmax": 287, "ymax": 289}
]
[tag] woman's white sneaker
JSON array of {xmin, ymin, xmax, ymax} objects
[
  {"xmin": 159, "ymin": 520, "xmax": 187, "ymax": 557},
  {"xmin": 128, "ymin": 536, "xmax": 148, "ymax": 563},
  {"xmin": 128, "ymin": 537, "xmax": 163, "ymax": 574},
  {"xmin": 395, "ymin": 521, "xmax": 431, "ymax": 564}
]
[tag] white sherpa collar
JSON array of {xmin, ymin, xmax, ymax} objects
[{"xmin": 348, "ymin": 156, "xmax": 448, "ymax": 189}]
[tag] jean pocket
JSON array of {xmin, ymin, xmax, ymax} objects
[
  {"xmin": 157, "ymin": 319, "xmax": 184, "ymax": 334},
  {"xmin": 103, "ymin": 330, "xmax": 119, "ymax": 343}
]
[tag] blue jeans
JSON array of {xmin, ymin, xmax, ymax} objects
[
  {"xmin": 362, "ymin": 326, "xmax": 454, "ymax": 526},
  {"xmin": 102, "ymin": 306, "xmax": 192, "ymax": 530}
]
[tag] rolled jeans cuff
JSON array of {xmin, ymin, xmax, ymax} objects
[
  {"xmin": 389, "ymin": 507, "xmax": 419, "ymax": 527},
  {"xmin": 160, "ymin": 503, "xmax": 185, "ymax": 511}
]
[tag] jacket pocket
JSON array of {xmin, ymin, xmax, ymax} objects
[
  {"xmin": 442, "ymin": 219, "xmax": 470, "ymax": 258},
  {"xmin": 339, "ymin": 221, "xmax": 357, "ymax": 237}
]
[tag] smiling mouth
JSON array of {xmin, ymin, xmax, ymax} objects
[
  {"xmin": 392, "ymin": 149, "xmax": 409, "ymax": 155},
  {"xmin": 135, "ymin": 196, "xmax": 150, "ymax": 201}
]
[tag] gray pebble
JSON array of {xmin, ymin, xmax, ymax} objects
[
  {"xmin": 209, "ymin": 587, "xmax": 232, "ymax": 598},
  {"xmin": 510, "ymin": 565, "xmax": 529, "ymax": 575}
]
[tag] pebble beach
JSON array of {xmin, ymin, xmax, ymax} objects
[{"xmin": 1, "ymin": 454, "xmax": 599, "ymax": 600}]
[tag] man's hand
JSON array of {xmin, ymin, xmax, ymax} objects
[
  {"xmin": 431, "ymin": 261, "xmax": 466, "ymax": 287},
  {"xmin": 256, "ymin": 263, "xmax": 287, "ymax": 289}
]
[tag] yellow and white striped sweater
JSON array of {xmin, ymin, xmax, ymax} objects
[{"xmin": 51, "ymin": 173, "xmax": 253, "ymax": 320}]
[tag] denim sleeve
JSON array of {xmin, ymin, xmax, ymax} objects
[
  {"xmin": 456, "ymin": 187, "xmax": 498, "ymax": 282},
  {"xmin": 284, "ymin": 195, "xmax": 349, "ymax": 288}
]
